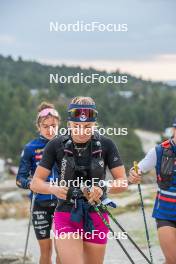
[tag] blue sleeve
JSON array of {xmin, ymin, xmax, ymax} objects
[{"xmin": 16, "ymin": 145, "xmax": 32, "ymax": 189}]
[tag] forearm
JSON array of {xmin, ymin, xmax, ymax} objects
[
  {"xmin": 16, "ymin": 176, "xmax": 31, "ymax": 189},
  {"xmin": 108, "ymin": 178, "xmax": 128, "ymax": 194},
  {"xmin": 30, "ymin": 177, "xmax": 53, "ymax": 195},
  {"xmin": 109, "ymin": 166, "xmax": 128, "ymax": 193},
  {"xmin": 16, "ymin": 163, "xmax": 31, "ymax": 189},
  {"xmin": 16, "ymin": 147, "xmax": 33, "ymax": 189}
]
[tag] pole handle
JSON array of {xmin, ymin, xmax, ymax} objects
[{"xmin": 133, "ymin": 161, "xmax": 138, "ymax": 174}]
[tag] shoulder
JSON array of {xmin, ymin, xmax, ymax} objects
[
  {"xmin": 161, "ymin": 139, "xmax": 171, "ymax": 149},
  {"xmin": 99, "ymin": 135, "xmax": 116, "ymax": 147},
  {"xmin": 25, "ymin": 138, "xmax": 37, "ymax": 147},
  {"xmin": 155, "ymin": 140, "xmax": 171, "ymax": 161},
  {"xmin": 20, "ymin": 138, "xmax": 39, "ymax": 157},
  {"xmin": 98, "ymin": 135, "xmax": 118, "ymax": 153},
  {"xmin": 155, "ymin": 139, "xmax": 171, "ymax": 154},
  {"xmin": 44, "ymin": 135, "xmax": 67, "ymax": 151},
  {"xmin": 23, "ymin": 138, "xmax": 39, "ymax": 152},
  {"xmin": 45, "ymin": 137, "xmax": 60, "ymax": 149},
  {"xmin": 25, "ymin": 137, "xmax": 46, "ymax": 149}
]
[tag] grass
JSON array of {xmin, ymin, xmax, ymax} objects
[{"xmin": 129, "ymin": 227, "xmax": 159, "ymax": 247}]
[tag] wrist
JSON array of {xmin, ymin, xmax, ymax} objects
[
  {"xmin": 97, "ymin": 185, "xmax": 109, "ymax": 196},
  {"xmin": 101, "ymin": 181, "xmax": 111, "ymax": 194},
  {"xmin": 49, "ymin": 185, "xmax": 58, "ymax": 195},
  {"xmin": 27, "ymin": 181, "xmax": 31, "ymax": 190}
]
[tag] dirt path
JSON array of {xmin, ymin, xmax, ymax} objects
[
  {"xmin": 135, "ymin": 129, "xmax": 161, "ymax": 153},
  {"xmin": 0, "ymin": 208, "xmax": 164, "ymax": 264}
]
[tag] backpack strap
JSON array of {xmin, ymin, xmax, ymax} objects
[
  {"xmin": 155, "ymin": 139, "xmax": 174, "ymax": 188},
  {"xmin": 155, "ymin": 140, "xmax": 172, "ymax": 175},
  {"xmin": 155, "ymin": 144, "xmax": 163, "ymax": 177},
  {"xmin": 91, "ymin": 132, "xmax": 102, "ymax": 157}
]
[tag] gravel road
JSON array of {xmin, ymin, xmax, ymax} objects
[{"xmin": 0, "ymin": 208, "xmax": 164, "ymax": 264}]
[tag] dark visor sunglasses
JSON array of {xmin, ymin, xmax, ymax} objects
[{"xmin": 68, "ymin": 108, "xmax": 98, "ymax": 122}]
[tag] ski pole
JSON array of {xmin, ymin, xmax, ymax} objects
[
  {"xmin": 23, "ymin": 193, "xmax": 36, "ymax": 264},
  {"xmin": 86, "ymin": 187, "xmax": 151, "ymax": 263},
  {"xmin": 100, "ymin": 204, "xmax": 152, "ymax": 264},
  {"xmin": 134, "ymin": 161, "xmax": 153, "ymax": 264},
  {"xmin": 85, "ymin": 187, "xmax": 135, "ymax": 263},
  {"xmin": 93, "ymin": 204, "xmax": 135, "ymax": 264}
]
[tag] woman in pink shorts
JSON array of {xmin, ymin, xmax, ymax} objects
[{"xmin": 31, "ymin": 96, "xmax": 128, "ymax": 264}]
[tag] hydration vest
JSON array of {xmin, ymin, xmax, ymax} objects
[
  {"xmin": 155, "ymin": 139, "xmax": 176, "ymax": 190},
  {"xmin": 59, "ymin": 133, "xmax": 105, "ymax": 187}
]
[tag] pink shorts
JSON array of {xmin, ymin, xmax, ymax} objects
[{"xmin": 54, "ymin": 211, "xmax": 109, "ymax": 244}]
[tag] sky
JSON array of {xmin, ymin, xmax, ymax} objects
[{"xmin": 0, "ymin": 0, "xmax": 176, "ymax": 81}]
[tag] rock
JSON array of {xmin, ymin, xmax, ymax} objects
[
  {"xmin": 0, "ymin": 180, "xmax": 18, "ymax": 193},
  {"xmin": 0, "ymin": 192, "xmax": 23, "ymax": 203},
  {"xmin": 9, "ymin": 166, "xmax": 18, "ymax": 176},
  {"xmin": 0, "ymin": 253, "xmax": 35, "ymax": 264}
]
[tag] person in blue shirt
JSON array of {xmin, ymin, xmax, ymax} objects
[
  {"xmin": 16, "ymin": 101, "xmax": 61, "ymax": 264},
  {"xmin": 129, "ymin": 118, "xmax": 176, "ymax": 264}
]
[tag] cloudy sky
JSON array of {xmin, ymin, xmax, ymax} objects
[{"xmin": 0, "ymin": 0, "xmax": 176, "ymax": 81}]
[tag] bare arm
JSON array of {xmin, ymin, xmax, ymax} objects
[
  {"xmin": 30, "ymin": 165, "xmax": 68, "ymax": 199},
  {"xmin": 102, "ymin": 137, "xmax": 128, "ymax": 194},
  {"xmin": 109, "ymin": 165, "xmax": 128, "ymax": 193},
  {"xmin": 30, "ymin": 166, "xmax": 52, "ymax": 194},
  {"xmin": 87, "ymin": 165, "xmax": 127, "ymax": 204}
]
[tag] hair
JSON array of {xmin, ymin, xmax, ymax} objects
[
  {"xmin": 36, "ymin": 101, "xmax": 61, "ymax": 127},
  {"xmin": 70, "ymin": 96, "xmax": 95, "ymax": 105},
  {"xmin": 37, "ymin": 101, "xmax": 55, "ymax": 112}
]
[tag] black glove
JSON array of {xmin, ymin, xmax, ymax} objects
[{"xmin": 66, "ymin": 187, "xmax": 83, "ymax": 201}]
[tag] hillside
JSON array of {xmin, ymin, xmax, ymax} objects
[{"xmin": 0, "ymin": 54, "xmax": 175, "ymax": 167}]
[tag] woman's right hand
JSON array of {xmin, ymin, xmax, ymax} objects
[
  {"xmin": 128, "ymin": 168, "xmax": 142, "ymax": 184},
  {"xmin": 50, "ymin": 185, "xmax": 69, "ymax": 200}
]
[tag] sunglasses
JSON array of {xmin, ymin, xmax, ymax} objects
[
  {"xmin": 38, "ymin": 108, "xmax": 59, "ymax": 118},
  {"xmin": 68, "ymin": 108, "xmax": 98, "ymax": 122}
]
